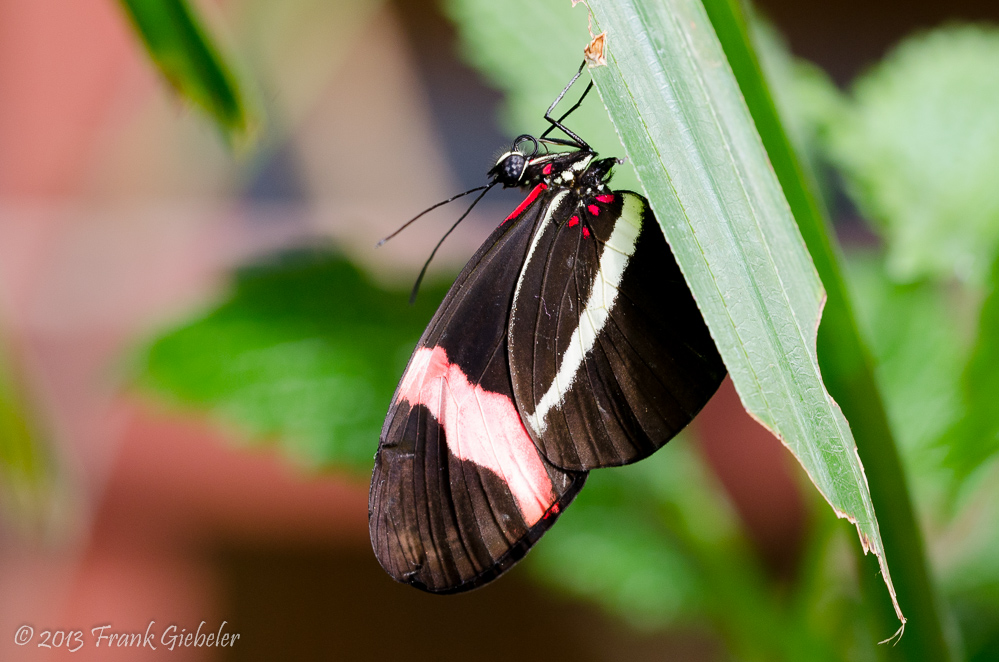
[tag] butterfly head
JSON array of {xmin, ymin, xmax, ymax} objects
[{"xmin": 489, "ymin": 150, "xmax": 529, "ymax": 186}]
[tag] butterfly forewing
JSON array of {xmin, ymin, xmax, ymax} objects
[
  {"xmin": 370, "ymin": 190, "xmax": 586, "ymax": 594},
  {"xmin": 508, "ymin": 191, "xmax": 726, "ymax": 471}
]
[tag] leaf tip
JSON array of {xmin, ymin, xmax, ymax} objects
[{"xmin": 878, "ymin": 620, "xmax": 906, "ymax": 646}]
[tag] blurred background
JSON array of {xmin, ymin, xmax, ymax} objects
[{"xmin": 2, "ymin": 0, "xmax": 999, "ymax": 660}]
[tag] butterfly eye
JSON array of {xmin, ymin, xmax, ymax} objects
[
  {"xmin": 502, "ymin": 153, "xmax": 527, "ymax": 181},
  {"xmin": 489, "ymin": 152, "xmax": 527, "ymax": 187}
]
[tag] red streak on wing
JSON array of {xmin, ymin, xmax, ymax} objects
[
  {"xmin": 567, "ymin": 216, "xmax": 579, "ymax": 227},
  {"xmin": 397, "ymin": 346, "xmax": 555, "ymax": 525},
  {"xmin": 595, "ymin": 194, "xmax": 614, "ymax": 203},
  {"xmin": 543, "ymin": 163, "xmax": 553, "ymax": 175},
  {"xmin": 503, "ymin": 183, "xmax": 547, "ymax": 224},
  {"xmin": 587, "ymin": 204, "xmax": 600, "ymax": 216},
  {"xmin": 582, "ymin": 227, "xmax": 591, "ymax": 239}
]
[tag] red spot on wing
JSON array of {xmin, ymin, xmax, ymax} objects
[
  {"xmin": 567, "ymin": 216, "xmax": 579, "ymax": 227},
  {"xmin": 582, "ymin": 227, "xmax": 591, "ymax": 239},
  {"xmin": 587, "ymin": 204, "xmax": 600, "ymax": 216},
  {"xmin": 397, "ymin": 347, "xmax": 555, "ymax": 525},
  {"xmin": 542, "ymin": 163, "xmax": 553, "ymax": 175},
  {"xmin": 595, "ymin": 194, "xmax": 614, "ymax": 203},
  {"xmin": 503, "ymin": 183, "xmax": 548, "ymax": 224}
]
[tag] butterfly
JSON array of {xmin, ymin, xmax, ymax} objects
[{"xmin": 369, "ymin": 62, "xmax": 725, "ymax": 593}]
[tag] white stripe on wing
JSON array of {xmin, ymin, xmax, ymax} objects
[{"xmin": 525, "ymin": 193, "xmax": 644, "ymax": 435}]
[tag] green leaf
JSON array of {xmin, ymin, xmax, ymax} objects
[
  {"xmin": 704, "ymin": 3, "xmax": 950, "ymax": 655},
  {"xmin": 135, "ymin": 248, "xmax": 449, "ymax": 471},
  {"xmin": 118, "ymin": 0, "xmax": 252, "ymax": 144},
  {"xmin": 844, "ymin": 253, "xmax": 965, "ymax": 463},
  {"xmin": 943, "ymin": 250, "xmax": 999, "ymax": 481},
  {"xmin": 584, "ymin": 0, "xmax": 903, "ymax": 629},
  {"xmin": 826, "ymin": 25, "xmax": 999, "ymax": 286}
]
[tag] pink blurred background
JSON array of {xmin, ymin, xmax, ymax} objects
[{"xmin": 4, "ymin": 0, "xmax": 993, "ymax": 659}]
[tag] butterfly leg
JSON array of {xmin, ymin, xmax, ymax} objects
[{"xmin": 539, "ymin": 61, "xmax": 594, "ymax": 150}]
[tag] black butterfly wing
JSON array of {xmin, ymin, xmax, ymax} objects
[
  {"xmin": 370, "ymin": 187, "xmax": 586, "ymax": 594},
  {"xmin": 508, "ymin": 191, "xmax": 726, "ymax": 471}
]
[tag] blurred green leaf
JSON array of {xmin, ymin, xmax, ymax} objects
[
  {"xmin": 529, "ymin": 443, "xmax": 732, "ymax": 629},
  {"xmin": 533, "ymin": 445, "xmax": 850, "ymax": 661},
  {"xmin": 939, "ymin": 471, "xmax": 999, "ymax": 662},
  {"xmin": 942, "ymin": 250, "xmax": 999, "ymax": 481},
  {"xmin": 119, "ymin": 0, "xmax": 252, "ymax": 143},
  {"xmin": 0, "ymin": 338, "xmax": 50, "ymax": 525},
  {"xmin": 826, "ymin": 25, "xmax": 999, "ymax": 286},
  {"xmin": 951, "ymin": 591, "xmax": 999, "ymax": 662},
  {"xmin": 135, "ymin": 248, "xmax": 448, "ymax": 471},
  {"xmin": 793, "ymin": 510, "xmax": 885, "ymax": 662},
  {"xmin": 0, "ymin": 352, "xmax": 40, "ymax": 479},
  {"xmin": 842, "ymin": 250, "xmax": 970, "ymax": 542},
  {"xmin": 844, "ymin": 253, "xmax": 965, "ymax": 462},
  {"xmin": 748, "ymin": 14, "xmax": 845, "ymax": 208}
]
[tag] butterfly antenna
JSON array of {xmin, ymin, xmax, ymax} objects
[
  {"xmin": 377, "ymin": 185, "xmax": 490, "ymax": 247},
  {"xmin": 409, "ymin": 183, "xmax": 495, "ymax": 304}
]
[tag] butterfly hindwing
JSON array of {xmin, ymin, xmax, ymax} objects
[
  {"xmin": 369, "ymin": 189, "xmax": 586, "ymax": 594},
  {"xmin": 509, "ymin": 191, "xmax": 726, "ymax": 470}
]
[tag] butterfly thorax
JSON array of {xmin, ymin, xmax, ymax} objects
[{"xmin": 488, "ymin": 146, "xmax": 621, "ymax": 200}]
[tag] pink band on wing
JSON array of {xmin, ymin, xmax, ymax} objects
[{"xmin": 398, "ymin": 346, "xmax": 555, "ymax": 525}]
